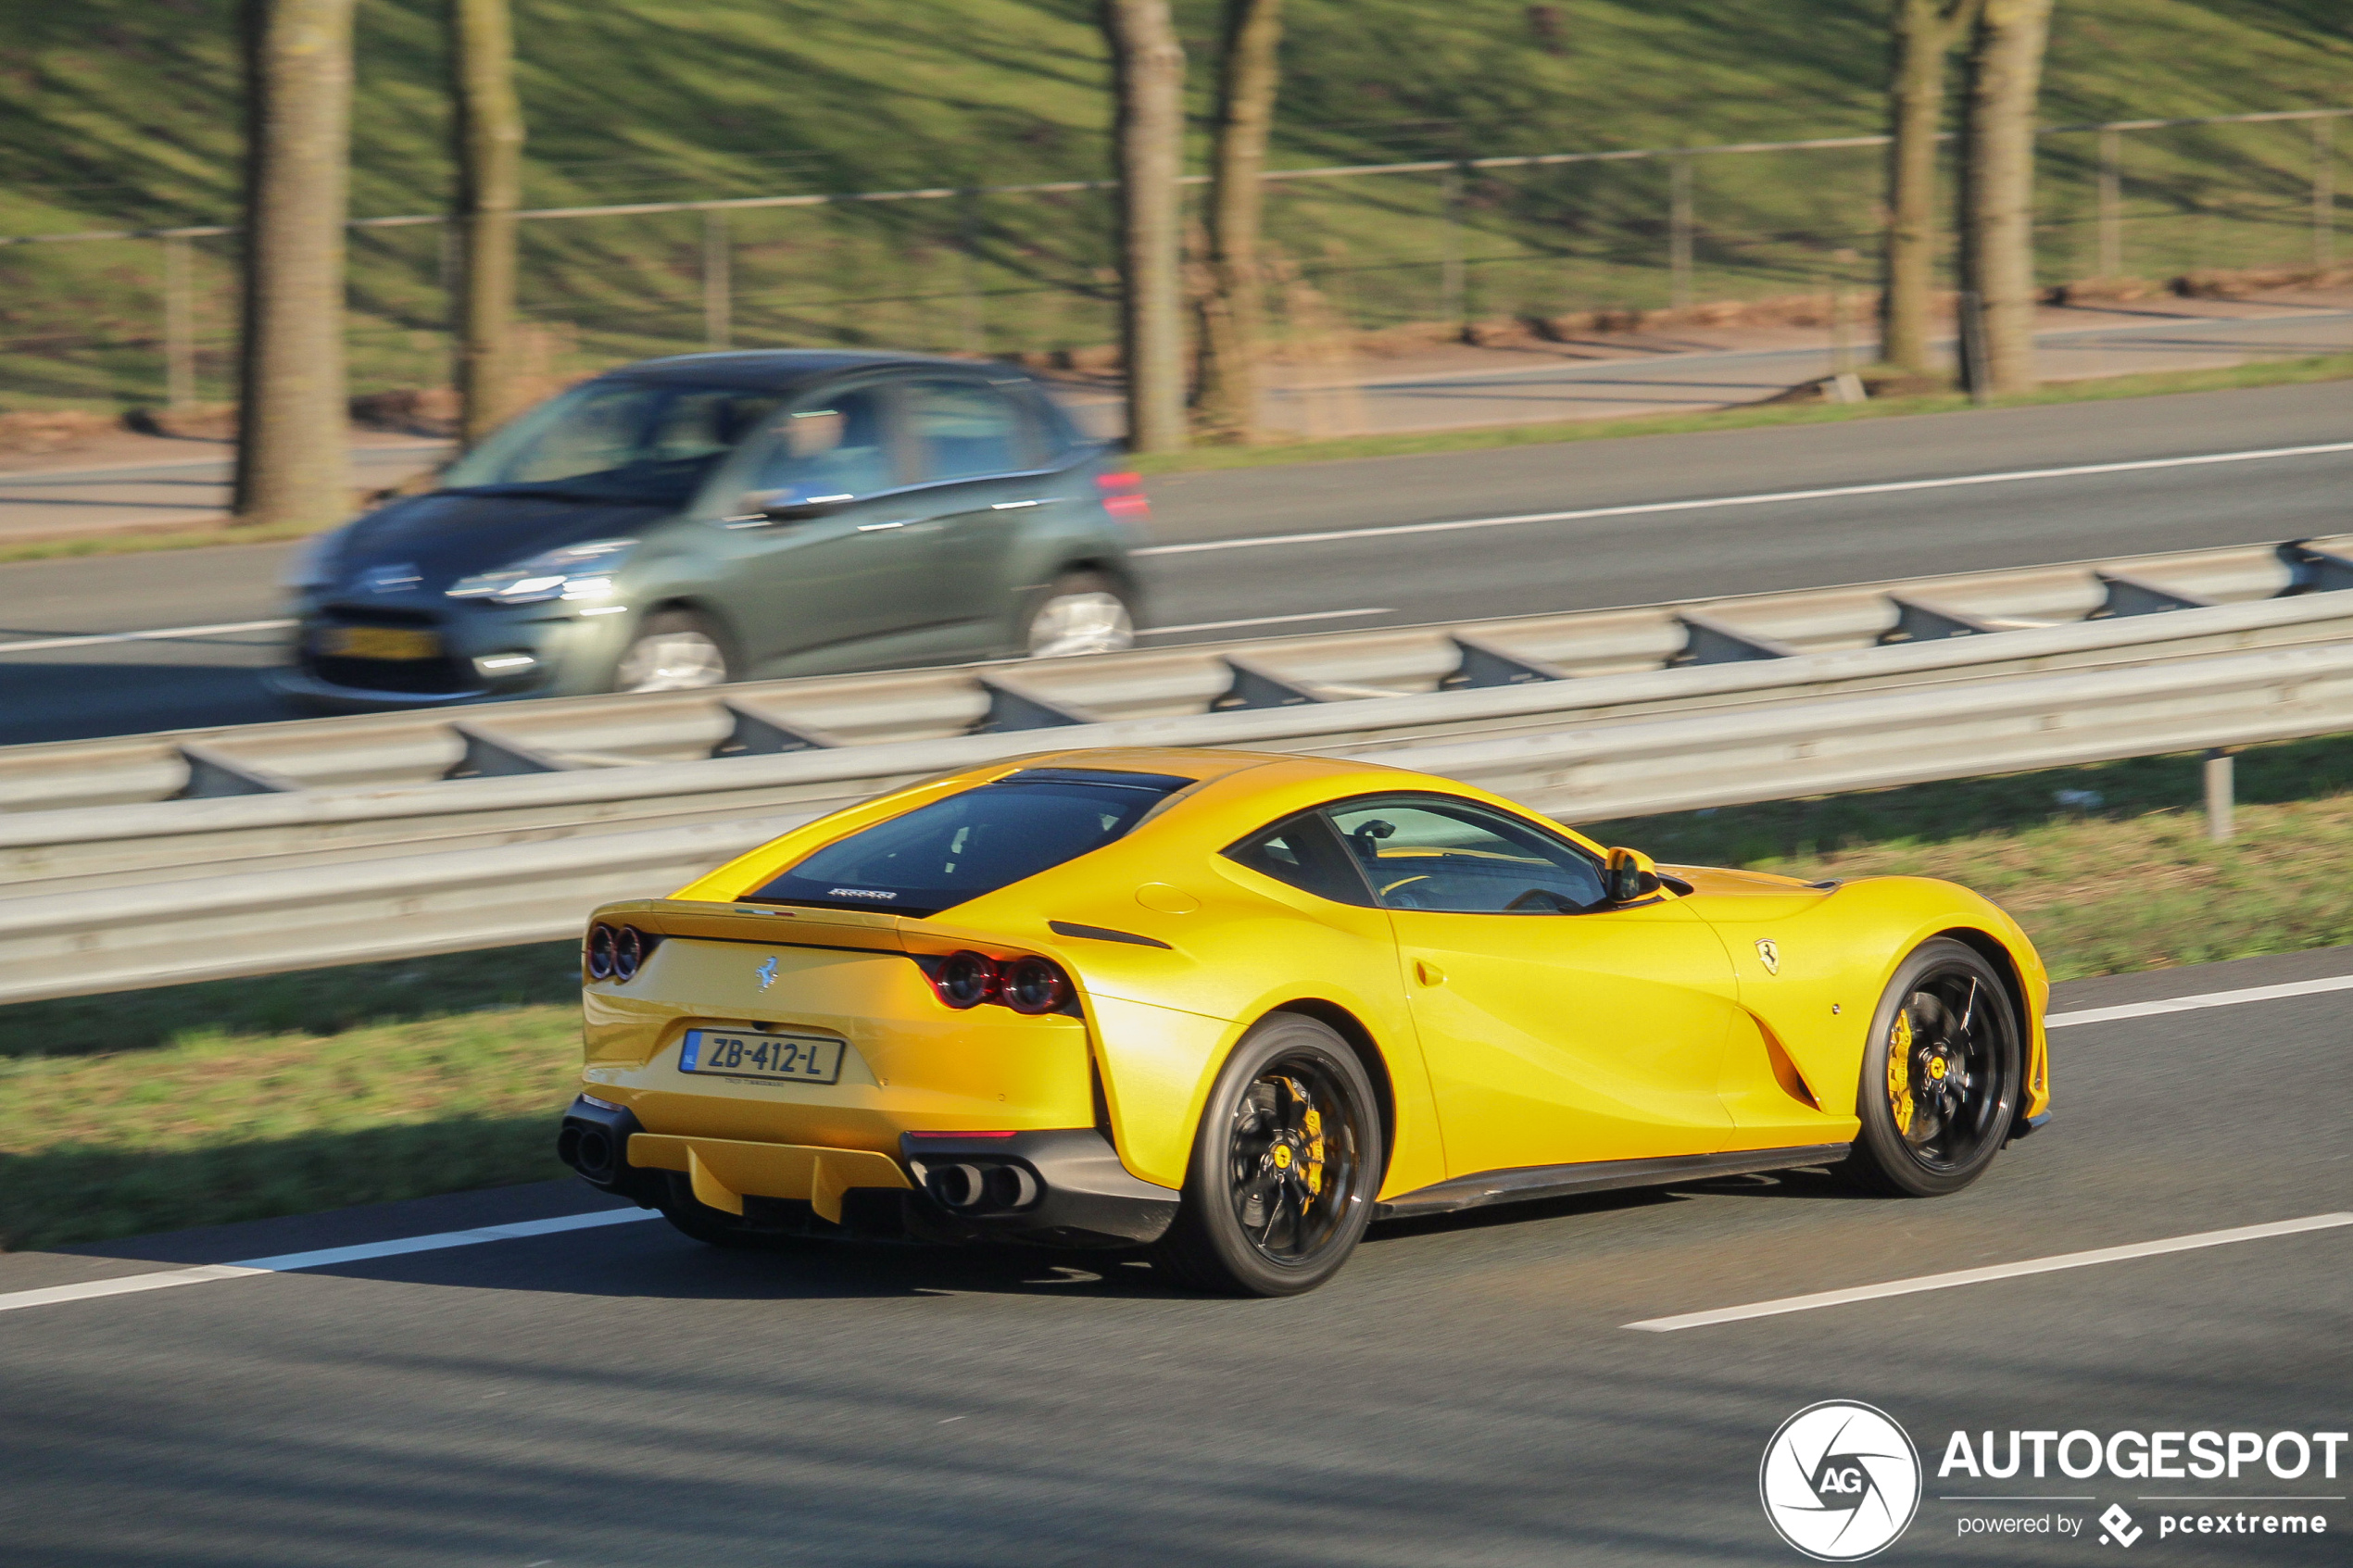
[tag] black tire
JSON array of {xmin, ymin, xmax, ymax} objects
[
  {"xmin": 612, "ymin": 608, "xmax": 733, "ymax": 693},
  {"xmin": 1150, "ymin": 1013, "xmax": 1382, "ymax": 1297},
  {"xmin": 1839, "ymin": 938, "xmax": 2020, "ymax": 1197},
  {"xmin": 1019, "ymin": 571, "xmax": 1138, "ymax": 658}
]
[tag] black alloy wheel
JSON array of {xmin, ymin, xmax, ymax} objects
[
  {"xmin": 1151, "ymin": 1013, "xmax": 1381, "ymax": 1296},
  {"xmin": 1841, "ymin": 938, "xmax": 2021, "ymax": 1197}
]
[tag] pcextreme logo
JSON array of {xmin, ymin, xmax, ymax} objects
[{"xmin": 1760, "ymin": 1400, "xmax": 1924, "ymax": 1561}]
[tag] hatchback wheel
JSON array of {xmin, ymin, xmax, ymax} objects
[
  {"xmin": 1024, "ymin": 571, "xmax": 1136, "ymax": 658},
  {"xmin": 615, "ymin": 610, "xmax": 730, "ymax": 693},
  {"xmin": 1840, "ymin": 938, "xmax": 2020, "ymax": 1197},
  {"xmin": 1151, "ymin": 1013, "xmax": 1381, "ymax": 1296}
]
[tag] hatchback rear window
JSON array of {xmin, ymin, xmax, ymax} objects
[{"xmin": 744, "ymin": 769, "xmax": 1194, "ymax": 916}]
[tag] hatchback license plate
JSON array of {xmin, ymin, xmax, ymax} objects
[
  {"xmin": 321, "ymin": 625, "xmax": 441, "ymax": 660},
  {"xmin": 679, "ymin": 1028, "xmax": 844, "ymax": 1085}
]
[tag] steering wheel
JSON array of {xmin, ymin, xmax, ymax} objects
[{"xmin": 1504, "ymin": 887, "xmax": 1576, "ymax": 913}]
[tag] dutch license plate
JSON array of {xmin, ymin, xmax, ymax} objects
[
  {"xmin": 321, "ymin": 624, "xmax": 441, "ymax": 660},
  {"xmin": 679, "ymin": 1028, "xmax": 845, "ymax": 1085}
]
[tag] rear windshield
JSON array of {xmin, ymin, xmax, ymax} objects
[{"xmin": 744, "ymin": 770, "xmax": 1194, "ymax": 916}]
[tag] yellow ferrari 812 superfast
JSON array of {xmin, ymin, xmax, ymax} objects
[{"xmin": 559, "ymin": 747, "xmax": 2051, "ymax": 1295}]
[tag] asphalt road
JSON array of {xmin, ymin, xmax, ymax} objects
[
  {"xmin": 2, "ymin": 377, "xmax": 2350, "ymax": 746},
  {"xmin": 1244, "ymin": 305, "xmax": 2353, "ymax": 436},
  {"xmin": 3, "ymin": 947, "xmax": 2347, "ymax": 1566},
  {"xmin": 0, "ymin": 440, "xmax": 451, "ymax": 544}
]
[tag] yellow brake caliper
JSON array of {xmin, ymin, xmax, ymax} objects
[
  {"xmin": 1302, "ymin": 1104, "xmax": 1326, "ymax": 1197},
  {"xmin": 1887, "ymin": 1010, "xmax": 1916, "ymax": 1135}
]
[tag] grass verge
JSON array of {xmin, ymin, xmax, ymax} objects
[{"xmin": 5, "ymin": 735, "xmax": 2349, "ymax": 1250}]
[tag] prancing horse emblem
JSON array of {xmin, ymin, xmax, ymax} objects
[
  {"xmin": 755, "ymin": 956, "xmax": 777, "ymax": 990},
  {"xmin": 1755, "ymin": 939, "xmax": 1780, "ymax": 976}
]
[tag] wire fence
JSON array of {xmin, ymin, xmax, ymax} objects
[{"xmin": 1, "ymin": 107, "xmax": 2345, "ymax": 413}]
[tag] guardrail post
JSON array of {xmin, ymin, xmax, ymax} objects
[
  {"xmin": 2316, "ymin": 119, "xmax": 2336, "ymax": 272},
  {"xmin": 1668, "ymin": 155, "xmax": 1694, "ymax": 310},
  {"xmin": 2203, "ymin": 748, "xmax": 2234, "ymax": 843},
  {"xmin": 162, "ymin": 233, "xmax": 195, "ymax": 410},
  {"xmin": 2097, "ymin": 126, "xmax": 2123, "ymax": 279},
  {"xmin": 703, "ymin": 209, "xmax": 732, "ymax": 351}
]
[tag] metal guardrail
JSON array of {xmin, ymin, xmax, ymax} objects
[
  {"xmin": 4, "ymin": 535, "xmax": 2348, "ymax": 829},
  {"xmin": 6, "ymin": 639, "xmax": 2353, "ymax": 1006},
  {"xmin": 8, "ymin": 584, "xmax": 2353, "ymax": 897}
]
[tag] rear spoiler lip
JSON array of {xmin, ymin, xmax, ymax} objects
[{"xmin": 587, "ymin": 897, "xmax": 907, "ymax": 953}]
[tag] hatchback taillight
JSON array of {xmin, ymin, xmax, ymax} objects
[{"xmin": 1095, "ymin": 470, "xmax": 1150, "ymax": 521}]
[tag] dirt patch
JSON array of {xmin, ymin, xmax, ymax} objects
[{"xmin": 0, "ymin": 408, "xmax": 122, "ymax": 455}]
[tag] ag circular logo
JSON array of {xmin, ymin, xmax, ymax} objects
[{"xmin": 1758, "ymin": 1400, "xmax": 1922, "ymax": 1561}]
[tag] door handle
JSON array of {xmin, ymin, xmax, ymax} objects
[
  {"xmin": 855, "ymin": 520, "xmax": 909, "ymax": 533},
  {"xmin": 1415, "ymin": 960, "xmax": 1445, "ymax": 987},
  {"xmin": 989, "ymin": 498, "xmax": 1051, "ymax": 511}
]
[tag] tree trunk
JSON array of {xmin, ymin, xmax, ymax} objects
[
  {"xmin": 233, "ymin": 0, "xmax": 355, "ymax": 528},
  {"xmin": 1960, "ymin": 0, "xmax": 2053, "ymax": 395},
  {"xmin": 1101, "ymin": 0, "xmax": 1188, "ymax": 454},
  {"xmin": 1194, "ymin": 0, "xmax": 1283, "ymax": 443},
  {"xmin": 1880, "ymin": 0, "xmax": 1979, "ymax": 375},
  {"xmin": 451, "ymin": 0, "xmax": 525, "ymax": 449}
]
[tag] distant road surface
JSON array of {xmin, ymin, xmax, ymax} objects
[{"xmin": 2, "ymin": 377, "xmax": 2349, "ymax": 746}]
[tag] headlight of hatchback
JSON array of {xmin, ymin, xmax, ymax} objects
[
  {"xmin": 281, "ymin": 528, "xmax": 345, "ymax": 591},
  {"xmin": 446, "ymin": 538, "xmax": 637, "ymax": 605}
]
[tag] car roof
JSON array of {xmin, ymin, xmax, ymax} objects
[{"xmin": 607, "ymin": 349, "xmax": 1022, "ymax": 392}]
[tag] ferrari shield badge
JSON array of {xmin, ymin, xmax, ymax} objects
[{"xmin": 1755, "ymin": 938, "xmax": 1780, "ymax": 975}]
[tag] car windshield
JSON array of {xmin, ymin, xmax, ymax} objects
[
  {"xmin": 745, "ymin": 769, "xmax": 1195, "ymax": 917},
  {"xmin": 442, "ymin": 379, "xmax": 784, "ymax": 502}
]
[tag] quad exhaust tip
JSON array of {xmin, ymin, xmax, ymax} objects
[
  {"xmin": 924, "ymin": 1160, "xmax": 1040, "ymax": 1213},
  {"xmin": 559, "ymin": 1123, "xmax": 620, "ymax": 1183}
]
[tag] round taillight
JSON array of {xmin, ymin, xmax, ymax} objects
[
  {"xmin": 1003, "ymin": 956, "xmax": 1071, "ymax": 1015},
  {"xmin": 936, "ymin": 951, "xmax": 1000, "ymax": 1010},
  {"xmin": 613, "ymin": 925, "xmax": 645, "ymax": 982},
  {"xmin": 585, "ymin": 923, "xmax": 615, "ymax": 981}
]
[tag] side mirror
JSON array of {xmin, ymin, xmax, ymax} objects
[{"xmin": 1606, "ymin": 847, "xmax": 1661, "ymax": 903}]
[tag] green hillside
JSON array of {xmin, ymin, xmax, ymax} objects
[{"xmin": 2, "ymin": 0, "xmax": 2348, "ymax": 409}]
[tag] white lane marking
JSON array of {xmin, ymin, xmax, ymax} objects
[
  {"xmin": 0, "ymin": 618, "xmax": 296, "ymax": 656},
  {"xmin": 231, "ymin": 1206, "xmax": 659, "ymax": 1272},
  {"xmin": 2045, "ymin": 972, "xmax": 2353, "ymax": 1028},
  {"xmin": 0, "ymin": 1263, "xmax": 268, "ymax": 1314},
  {"xmin": 0, "ymin": 1206, "xmax": 659, "ymax": 1316},
  {"xmin": 1624, "ymin": 1212, "xmax": 2353, "ymax": 1333},
  {"xmin": 1140, "ymin": 607, "xmax": 1395, "ymax": 635},
  {"xmin": 1133, "ymin": 439, "xmax": 2353, "ymax": 558}
]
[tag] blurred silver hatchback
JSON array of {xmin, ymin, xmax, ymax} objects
[{"xmin": 274, "ymin": 351, "xmax": 1148, "ymax": 709}]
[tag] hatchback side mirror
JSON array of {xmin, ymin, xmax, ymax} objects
[{"xmin": 1606, "ymin": 847, "xmax": 1661, "ymax": 903}]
